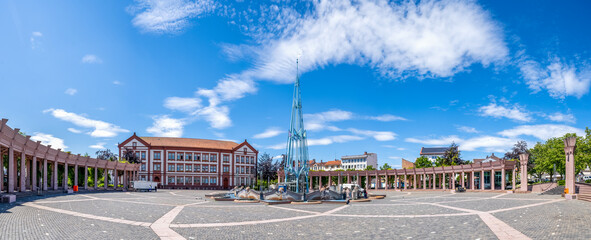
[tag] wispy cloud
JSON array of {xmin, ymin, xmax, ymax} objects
[
  {"xmin": 67, "ymin": 128, "xmax": 82, "ymax": 134},
  {"xmin": 543, "ymin": 112, "xmax": 576, "ymax": 124},
  {"xmin": 65, "ymin": 88, "xmax": 78, "ymax": 96},
  {"xmin": 146, "ymin": 115, "xmax": 186, "ymax": 137},
  {"xmin": 81, "ymin": 54, "xmax": 102, "ymax": 64},
  {"xmin": 30, "ymin": 32, "xmax": 43, "ymax": 49},
  {"xmin": 253, "ymin": 127, "xmax": 283, "ymax": 139},
  {"xmin": 367, "ymin": 114, "xmax": 407, "ymax": 122},
  {"xmin": 457, "ymin": 126, "xmax": 479, "ymax": 133},
  {"xmin": 89, "ymin": 143, "xmax": 106, "ymax": 149},
  {"xmin": 405, "ymin": 135, "xmax": 514, "ymax": 153},
  {"xmin": 478, "ymin": 101, "xmax": 532, "ymax": 122},
  {"xmin": 43, "ymin": 108, "xmax": 129, "ymax": 138},
  {"xmin": 128, "ymin": 0, "xmax": 217, "ymax": 34},
  {"xmin": 498, "ymin": 124, "xmax": 584, "ymax": 140},
  {"xmin": 31, "ymin": 132, "xmax": 67, "ymax": 149},
  {"xmin": 519, "ymin": 56, "xmax": 591, "ymax": 99}
]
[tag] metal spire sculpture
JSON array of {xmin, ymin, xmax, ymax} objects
[{"xmin": 284, "ymin": 59, "xmax": 309, "ymax": 193}]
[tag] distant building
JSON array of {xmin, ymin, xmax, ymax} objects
[
  {"xmin": 309, "ymin": 159, "xmax": 342, "ymax": 171},
  {"xmin": 341, "ymin": 152, "xmax": 378, "ymax": 170},
  {"xmin": 473, "ymin": 153, "xmax": 502, "ymax": 164},
  {"xmin": 118, "ymin": 134, "xmax": 258, "ymax": 189},
  {"xmin": 401, "ymin": 158, "xmax": 415, "ymax": 169},
  {"xmin": 420, "ymin": 147, "xmax": 447, "ymax": 162}
]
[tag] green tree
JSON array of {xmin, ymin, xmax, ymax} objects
[
  {"xmin": 434, "ymin": 156, "xmax": 446, "ymax": 167},
  {"xmin": 380, "ymin": 163, "xmax": 392, "ymax": 170},
  {"xmin": 414, "ymin": 156, "xmax": 432, "ymax": 168},
  {"xmin": 364, "ymin": 165, "xmax": 376, "ymax": 171},
  {"xmin": 443, "ymin": 142, "xmax": 463, "ymax": 165}
]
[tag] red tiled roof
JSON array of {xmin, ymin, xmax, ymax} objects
[
  {"xmin": 325, "ymin": 160, "xmax": 341, "ymax": 166},
  {"xmin": 140, "ymin": 137, "xmax": 239, "ymax": 150}
]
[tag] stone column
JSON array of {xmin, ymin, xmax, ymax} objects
[
  {"xmin": 423, "ymin": 174, "xmax": 426, "ymax": 189},
  {"xmin": 385, "ymin": 174, "xmax": 389, "ymax": 190},
  {"xmin": 338, "ymin": 173, "xmax": 342, "ymax": 186},
  {"xmin": 53, "ymin": 161, "xmax": 58, "ymax": 190},
  {"xmin": 32, "ymin": 156, "xmax": 37, "ymax": 191},
  {"xmin": 512, "ymin": 168, "xmax": 516, "ymax": 191},
  {"xmin": 471, "ymin": 171, "xmax": 475, "ymax": 190},
  {"xmin": 114, "ymin": 169, "xmax": 119, "ymax": 189},
  {"xmin": 442, "ymin": 173, "xmax": 446, "ymax": 190},
  {"xmin": 519, "ymin": 153, "xmax": 529, "ymax": 192},
  {"xmin": 461, "ymin": 172, "xmax": 465, "ymax": 188},
  {"xmin": 20, "ymin": 152, "xmax": 26, "ymax": 192},
  {"xmin": 375, "ymin": 173, "xmax": 379, "ymax": 189},
  {"xmin": 8, "ymin": 147, "xmax": 15, "ymax": 193},
  {"xmin": 501, "ymin": 168, "xmax": 505, "ymax": 191},
  {"xmin": 491, "ymin": 170, "xmax": 495, "ymax": 191},
  {"xmin": 413, "ymin": 174, "xmax": 417, "ymax": 190},
  {"xmin": 480, "ymin": 170, "xmax": 484, "ymax": 190},
  {"xmin": 84, "ymin": 165, "xmax": 88, "ymax": 189},
  {"xmin": 451, "ymin": 173, "xmax": 455, "ymax": 189},
  {"xmin": 432, "ymin": 173, "xmax": 436, "ymax": 190},
  {"xmin": 94, "ymin": 167, "xmax": 98, "ymax": 190},
  {"xmin": 43, "ymin": 158, "xmax": 48, "ymax": 191},
  {"xmin": 403, "ymin": 175, "xmax": 407, "ymax": 190},
  {"xmin": 564, "ymin": 137, "xmax": 576, "ymax": 199},
  {"xmin": 74, "ymin": 164, "xmax": 78, "ymax": 187},
  {"xmin": 347, "ymin": 174, "xmax": 351, "ymax": 184},
  {"xmin": 63, "ymin": 162, "xmax": 68, "ymax": 189},
  {"xmin": 123, "ymin": 170, "xmax": 128, "ymax": 190}
]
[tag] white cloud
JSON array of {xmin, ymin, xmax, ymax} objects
[
  {"xmin": 128, "ymin": 0, "xmax": 217, "ymax": 33},
  {"xmin": 457, "ymin": 126, "xmax": 479, "ymax": 133},
  {"xmin": 544, "ymin": 112, "xmax": 576, "ymax": 124},
  {"xmin": 89, "ymin": 143, "xmax": 106, "ymax": 149},
  {"xmin": 498, "ymin": 124, "xmax": 584, "ymax": 140},
  {"xmin": 519, "ymin": 57, "xmax": 591, "ymax": 99},
  {"xmin": 254, "ymin": 127, "xmax": 283, "ymax": 139},
  {"xmin": 65, "ymin": 88, "xmax": 78, "ymax": 96},
  {"xmin": 304, "ymin": 109, "xmax": 353, "ymax": 131},
  {"xmin": 405, "ymin": 135, "xmax": 514, "ymax": 152},
  {"xmin": 164, "ymin": 97, "xmax": 202, "ymax": 113},
  {"xmin": 67, "ymin": 128, "xmax": 82, "ymax": 134},
  {"xmin": 81, "ymin": 54, "xmax": 102, "ymax": 64},
  {"xmin": 146, "ymin": 115, "xmax": 186, "ymax": 137},
  {"xmin": 388, "ymin": 156, "xmax": 401, "ymax": 160},
  {"xmin": 113, "ymin": 81, "xmax": 122, "ymax": 85},
  {"xmin": 478, "ymin": 102, "xmax": 532, "ymax": 122},
  {"xmin": 267, "ymin": 134, "xmax": 364, "ymax": 149},
  {"xmin": 31, "ymin": 132, "xmax": 68, "ymax": 150},
  {"xmin": 347, "ymin": 128, "xmax": 396, "ymax": 141},
  {"xmin": 30, "ymin": 32, "xmax": 43, "ymax": 49},
  {"xmin": 226, "ymin": 0, "xmax": 507, "ymax": 83},
  {"xmin": 368, "ymin": 114, "xmax": 407, "ymax": 122},
  {"xmin": 43, "ymin": 108, "xmax": 129, "ymax": 138}
]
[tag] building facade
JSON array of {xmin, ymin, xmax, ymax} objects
[
  {"xmin": 420, "ymin": 147, "xmax": 447, "ymax": 162},
  {"xmin": 341, "ymin": 152, "xmax": 377, "ymax": 170},
  {"xmin": 118, "ymin": 134, "xmax": 258, "ymax": 189},
  {"xmin": 309, "ymin": 159, "xmax": 342, "ymax": 171}
]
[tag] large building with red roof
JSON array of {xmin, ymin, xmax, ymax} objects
[{"xmin": 118, "ymin": 133, "xmax": 258, "ymax": 189}]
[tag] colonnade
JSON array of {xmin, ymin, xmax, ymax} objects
[
  {"xmin": 0, "ymin": 119, "xmax": 140, "ymax": 194},
  {"xmin": 301, "ymin": 159, "xmax": 517, "ymax": 191}
]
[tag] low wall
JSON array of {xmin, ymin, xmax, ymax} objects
[{"xmin": 530, "ymin": 183, "xmax": 557, "ymax": 193}]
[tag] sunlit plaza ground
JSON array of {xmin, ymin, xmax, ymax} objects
[{"xmin": 1, "ymin": 190, "xmax": 590, "ymax": 240}]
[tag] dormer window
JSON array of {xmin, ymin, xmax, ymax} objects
[{"xmin": 132, "ymin": 142, "xmax": 137, "ymax": 149}]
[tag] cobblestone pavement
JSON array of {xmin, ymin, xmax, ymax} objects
[{"xmin": 1, "ymin": 190, "xmax": 590, "ymax": 240}]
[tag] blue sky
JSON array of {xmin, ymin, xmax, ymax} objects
[{"xmin": 1, "ymin": 0, "xmax": 590, "ymax": 168}]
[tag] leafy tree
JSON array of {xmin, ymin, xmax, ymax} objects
[
  {"xmin": 364, "ymin": 165, "xmax": 376, "ymax": 171},
  {"xmin": 504, "ymin": 140, "xmax": 531, "ymax": 171},
  {"xmin": 122, "ymin": 148, "xmax": 141, "ymax": 164},
  {"xmin": 414, "ymin": 156, "xmax": 432, "ymax": 168},
  {"xmin": 380, "ymin": 163, "xmax": 392, "ymax": 170},
  {"xmin": 96, "ymin": 149, "xmax": 117, "ymax": 161},
  {"xmin": 258, "ymin": 153, "xmax": 280, "ymax": 182},
  {"xmin": 443, "ymin": 142, "xmax": 463, "ymax": 165},
  {"xmin": 434, "ymin": 156, "xmax": 446, "ymax": 167}
]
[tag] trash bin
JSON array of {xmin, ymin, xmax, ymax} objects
[{"xmin": 73, "ymin": 185, "xmax": 78, "ymax": 192}]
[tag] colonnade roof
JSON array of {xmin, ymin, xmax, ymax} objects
[{"xmin": 0, "ymin": 119, "xmax": 139, "ymax": 171}]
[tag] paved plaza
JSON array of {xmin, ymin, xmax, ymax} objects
[{"xmin": 1, "ymin": 190, "xmax": 590, "ymax": 240}]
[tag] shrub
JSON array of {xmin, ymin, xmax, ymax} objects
[
  {"xmin": 586, "ymin": 179, "xmax": 591, "ymax": 184},
  {"xmin": 557, "ymin": 180, "xmax": 565, "ymax": 186}
]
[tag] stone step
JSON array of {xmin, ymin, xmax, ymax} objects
[{"xmin": 578, "ymin": 194, "xmax": 591, "ymax": 202}]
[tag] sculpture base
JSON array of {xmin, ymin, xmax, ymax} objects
[{"xmin": 565, "ymin": 194, "xmax": 577, "ymax": 200}]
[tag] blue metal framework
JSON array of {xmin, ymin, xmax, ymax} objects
[{"xmin": 284, "ymin": 59, "xmax": 309, "ymax": 193}]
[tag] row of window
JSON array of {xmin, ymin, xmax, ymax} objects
[
  {"xmin": 141, "ymin": 164, "xmax": 256, "ymax": 174},
  {"xmin": 167, "ymin": 176, "xmax": 217, "ymax": 184},
  {"xmin": 342, "ymin": 158, "xmax": 366, "ymax": 163}
]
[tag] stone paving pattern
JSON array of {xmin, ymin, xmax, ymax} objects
[{"xmin": 0, "ymin": 190, "xmax": 589, "ymax": 239}]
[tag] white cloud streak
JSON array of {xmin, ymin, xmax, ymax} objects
[
  {"xmin": 146, "ymin": 115, "xmax": 186, "ymax": 137},
  {"xmin": 89, "ymin": 143, "xmax": 106, "ymax": 149},
  {"xmin": 65, "ymin": 88, "xmax": 78, "ymax": 96},
  {"xmin": 31, "ymin": 132, "xmax": 68, "ymax": 150},
  {"xmin": 478, "ymin": 102, "xmax": 532, "ymax": 122},
  {"xmin": 544, "ymin": 112, "xmax": 576, "ymax": 124},
  {"xmin": 253, "ymin": 127, "xmax": 283, "ymax": 139},
  {"xmin": 44, "ymin": 108, "xmax": 129, "ymax": 138},
  {"xmin": 368, "ymin": 114, "xmax": 407, "ymax": 122},
  {"xmin": 128, "ymin": 0, "xmax": 217, "ymax": 33},
  {"xmin": 498, "ymin": 124, "xmax": 584, "ymax": 140},
  {"xmin": 519, "ymin": 57, "xmax": 591, "ymax": 99},
  {"xmin": 457, "ymin": 126, "xmax": 479, "ymax": 133},
  {"xmin": 81, "ymin": 54, "xmax": 102, "ymax": 64}
]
